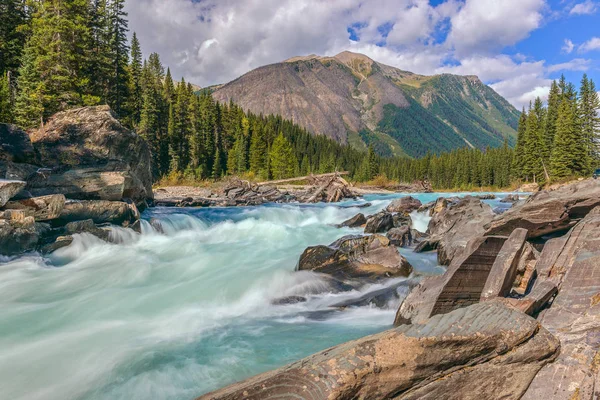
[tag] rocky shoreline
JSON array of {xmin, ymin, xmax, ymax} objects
[{"xmin": 198, "ymin": 178, "xmax": 600, "ymax": 400}]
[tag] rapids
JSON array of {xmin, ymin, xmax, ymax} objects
[{"xmin": 0, "ymin": 192, "xmax": 515, "ymax": 400}]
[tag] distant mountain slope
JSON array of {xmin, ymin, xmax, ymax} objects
[{"xmin": 213, "ymin": 51, "xmax": 520, "ymax": 157}]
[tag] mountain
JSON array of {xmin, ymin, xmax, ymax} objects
[{"xmin": 213, "ymin": 51, "xmax": 520, "ymax": 158}]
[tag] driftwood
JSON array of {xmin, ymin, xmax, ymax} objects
[{"xmin": 256, "ymin": 171, "xmax": 349, "ymax": 186}]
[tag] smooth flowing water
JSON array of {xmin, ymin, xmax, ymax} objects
[{"xmin": 0, "ymin": 192, "xmax": 514, "ymax": 400}]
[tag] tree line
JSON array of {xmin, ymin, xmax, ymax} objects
[{"xmin": 1, "ymin": 1, "xmax": 598, "ymax": 188}]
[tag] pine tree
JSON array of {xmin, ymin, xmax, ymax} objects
[
  {"xmin": 15, "ymin": 0, "xmax": 93, "ymax": 126},
  {"xmin": 512, "ymin": 107, "xmax": 527, "ymax": 179},
  {"xmin": 270, "ymin": 132, "xmax": 296, "ymax": 179},
  {"xmin": 0, "ymin": 0, "xmax": 29, "ymax": 76},
  {"xmin": 368, "ymin": 145, "xmax": 379, "ymax": 179},
  {"xmin": 545, "ymin": 80, "xmax": 560, "ymax": 154},
  {"xmin": 88, "ymin": 0, "xmax": 111, "ymax": 101},
  {"xmin": 126, "ymin": 32, "xmax": 143, "ymax": 128},
  {"xmin": 0, "ymin": 72, "xmax": 13, "ymax": 122},
  {"xmin": 523, "ymin": 100, "xmax": 545, "ymax": 182},
  {"xmin": 579, "ymin": 74, "xmax": 600, "ymax": 168},
  {"xmin": 551, "ymin": 99, "xmax": 577, "ymax": 178},
  {"xmin": 249, "ymin": 126, "xmax": 267, "ymax": 177},
  {"xmin": 106, "ymin": 0, "xmax": 129, "ymax": 117}
]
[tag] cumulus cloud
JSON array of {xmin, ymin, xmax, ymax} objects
[
  {"xmin": 570, "ymin": 0, "xmax": 598, "ymax": 15},
  {"xmin": 124, "ymin": 0, "xmax": 590, "ymax": 110},
  {"xmin": 579, "ymin": 37, "xmax": 600, "ymax": 52},
  {"xmin": 562, "ymin": 39, "xmax": 575, "ymax": 53},
  {"xmin": 446, "ymin": 0, "xmax": 545, "ymax": 56}
]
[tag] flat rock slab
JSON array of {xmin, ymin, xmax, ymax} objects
[
  {"xmin": 485, "ymin": 178, "xmax": 600, "ymax": 239},
  {"xmin": 4, "ymin": 194, "xmax": 66, "ymax": 221},
  {"xmin": 198, "ymin": 301, "xmax": 559, "ymax": 400},
  {"xmin": 523, "ymin": 207, "xmax": 600, "ymax": 400},
  {"xmin": 57, "ymin": 200, "xmax": 136, "ymax": 226}
]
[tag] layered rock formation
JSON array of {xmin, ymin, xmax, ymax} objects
[{"xmin": 198, "ymin": 301, "xmax": 558, "ymax": 400}]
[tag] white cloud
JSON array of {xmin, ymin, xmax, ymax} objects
[
  {"xmin": 547, "ymin": 58, "xmax": 590, "ymax": 72},
  {"xmin": 579, "ymin": 37, "xmax": 600, "ymax": 52},
  {"xmin": 123, "ymin": 0, "xmax": 591, "ymax": 110},
  {"xmin": 562, "ymin": 39, "xmax": 574, "ymax": 54},
  {"xmin": 570, "ymin": 0, "xmax": 598, "ymax": 15},
  {"xmin": 446, "ymin": 0, "xmax": 545, "ymax": 56}
]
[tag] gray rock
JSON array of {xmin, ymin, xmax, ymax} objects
[
  {"xmin": 337, "ymin": 212, "xmax": 366, "ymax": 228},
  {"xmin": 198, "ymin": 301, "xmax": 559, "ymax": 400},
  {"xmin": 57, "ymin": 200, "xmax": 137, "ymax": 226},
  {"xmin": 298, "ymin": 234, "xmax": 412, "ymax": 283},
  {"xmin": 4, "ymin": 194, "xmax": 66, "ymax": 221},
  {"xmin": 0, "ymin": 123, "xmax": 36, "ymax": 163},
  {"xmin": 385, "ymin": 196, "xmax": 422, "ymax": 213},
  {"xmin": 0, "ymin": 179, "xmax": 26, "ymax": 207},
  {"xmin": 28, "ymin": 105, "xmax": 153, "ymax": 203},
  {"xmin": 386, "ymin": 226, "xmax": 412, "ymax": 247},
  {"xmin": 364, "ymin": 212, "xmax": 394, "ymax": 233}
]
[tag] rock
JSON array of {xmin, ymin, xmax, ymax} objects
[
  {"xmin": 0, "ymin": 179, "xmax": 26, "ymax": 207},
  {"xmin": 0, "ymin": 123, "xmax": 36, "ymax": 163},
  {"xmin": 221, "ymin": 180, "xmax": 287, "ymax": 205},
  {"xmin": 522, "ymin": 207, "xmax": 600, "ymax": 400},
  {"xmin": 28, "ymin": 105, "xmax": 153, "ymax": 203},
  {"xmin": 512, "ymin": 242, "xmax": 539, "ymax": 296},
  {"xmin": 295, "ymin": 173, "xmax": 356, "ymax": 203},
  {"xmin": 64, "ymin": 219, "xmax": 110, "ymax": 241},
  {"xmin": 331, "ymin": 279, "xmax": 416, "ymax": 309},
  {"xmin": 40, "ymin": 235, "xmax": 74, "ymax": 254},
  {"xmin": 198, "ymin": 301, "xmax": 559, "ymax": 400},
  {"xmin": 480, "ymin": 228, "xmax": 529, "ymax": 301},
  {"xmin": 271, "ymin": 296, "xmax": 307, "ymax": 305},
  {"xmin": 4, "ymin": 194, "xmax": 65, "ymax": 221},
  {"xmin": 417, "ymin": 196, "xmax": 495, "ymax": 265},
  {"xmin": 518, "ymin": 182, "xmax": 539, "ymax": 192},
  {"xmin": 386, "ymin": 226, "xmax": 412, "ymax": 247},
  {"xmin": 429, "ymin": 197, "xmax": 449, "ymax": 216},
  {"xmin": 475, "ymin": 194, "xmax": 496, "ymax": 200},
  {"xmin": 0, "ymin": 217, "xmax": 48, "ymax": 255},
  {"xmin": 392, "ymin": 212, "xmax": 412, "ymax": 227},
  {"xmin": 337, "ymin": 212, "xmax": 366, "ymax": 228},
  {"xmin": 57, "ymin": 200, "xmax": 137, "ymax": 226},
  {"xmin": 497, "ymin": 280, "xmax": 558, "ymax": 316},
  {"xmin": 385, "ymin": 196, "xmax": 422, "ymax": 213},
  {"xmin": 364, "ymin": 212, "xmax": 394, "ymax": 233},
  {"xmin": 484, "ymin": 179, "xmax": 600, "ymax": 239},
  {"xmin": 500, "ymin": 194, "xmax": 520, "ymax": 203},
  {"xmin": 298, "ymin": 234, "xmax": 412, "ymax": 283},
  {"xmin": 396, "ymin": 235, "xmax": 508, "ymax": 325},
  {"xmin": 0, "ymin": 161, "xmax": 39, "ymax": 181}
]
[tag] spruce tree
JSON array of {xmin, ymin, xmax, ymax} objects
[
  {"xmin": 249, "ymin": 127, "xmax": 267, "ymax": 177},
  {"xmin": 126, "ymin": 32, "xmax": 143, "ymax": 127},
  {"xmin": 0, "ymin": 0, "xmax": 29, "ymax": 76},
  {"xmin": 270, "ymin": 132, "xmax": 296, "ymax": 179},
  {"xmin": 512, "ymin": 108, "xmax": 527, "ymax": 179},
  {"xmin": 579, "ymin": 75, "xmax": 600, "ymax": 168},
  {"xmin": 0, "ymin": 72, "xmax": 13, "ymax": 122},
  {"xmin": 551, "ymin": 100, "xmax": 576, "ymax": 178},
  {"xmin": 545, "ymin": 80, "xmax": 560, "ymax": 154},
  {"xmin": 107, "ymin": 0, "xmax": 129, "ymax": 117}
]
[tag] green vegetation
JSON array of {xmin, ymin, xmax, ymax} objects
[{"xmin": 1, "ymin": 1, "xmax": 597, "ymax": 190}]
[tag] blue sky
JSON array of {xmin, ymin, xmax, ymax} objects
[{"xmin": 126, "ymin": 0, "xmax": 600, "ymax": 108}]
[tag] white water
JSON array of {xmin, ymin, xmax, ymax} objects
[{"xmin": 0, "ymin": 193, "xmax": 514, "ymax": 400}]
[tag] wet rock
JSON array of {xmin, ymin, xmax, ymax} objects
[
  {"xmin": 271, "ymin": 296, "xmax": 307, "ymax": 305},
  {"xmin": 475, "ymin": 194, "xmax": 496, "ymax": 200},
  {"xmin": 386, "ymin": 226, "xmax": 412, "ymax": 247},
  {"xmin": 337, "ymin": 212, "xmax": 366, "ymax": 228},
  {"xmin": 198, "ymin": 301, "xmax": 559, "ymax": 400},
  {"xmin": 522, "ymin": 207, "xmax": 600, "ymax": 400},
  {"xmin": 385, "ymin": 196, "xmax": 422, "ymax": 214},
  {"xmin": 484, "ymin": 179, "xmax": 600, "ymax": 239},
  {"xmin": 57, "ymin": 200, "xmax": 137, "ymax": 226},
  {"xmin": 28, "ymin": 106, "xmax": 153, "ymax": 203},
  {"xmin": 64, "ymin": 219, "xmax": 110, "ymax": 241},
  {"xmin": 392, "ymin": 213, "xmax": 412, "ymax": 228},
  {"xmin": 396, "ymin": 235, "xmax": 507, "ymax": 325},
  {"xmin": 331, "ymin": 279, "xmax": 416, "ymax": 309},
  {"xmin": 298, "ymin": 234, "xmax": 412, "ymax": 283},
  {"xmin": 364, "ymin": 212, "xmax": 394, "ymax": 233},
  {"xmin": 40, "ymin": 235, "xmax": 74, "ymax": 254},
  {"xmin": 416, "ymin": 196, "xmax": 495, "ymax": 265},
  {"xmin": 500, "ymin": 194, "xmax": 520, "ymax": 203},
  {"xmin": 4, "ymin": 194, "xmax": 65, "ymax": 221},
  {"xmin": 0, "ymin": 215, "xmax": 48, "ymax": 255},
  {"xmin": 0, "ymin": 179, "xmax": 26, "ymax": 207},
  {"xmin": 480, "ymin": 228, "xmax": 529, "ymax": 301}
]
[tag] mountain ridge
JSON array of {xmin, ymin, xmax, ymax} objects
[{"xmin": 213, "ymin": 51, "xmax": 520, "ymax": 158}]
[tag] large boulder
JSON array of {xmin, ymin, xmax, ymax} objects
[
  {"xmin": 0, "ymin": 123, "xmax": 36, "ymax": 163},
  {"xmin": 484, "ymin": 179, "xmax": 600, "ymax": 239},
  {"xmin": 198, "ymin": 301, "xmax": 559, "ymax": 400},
  {"xmin": 4, "ymin": 194, "xmax": 65, "ymax": 221},
  {"xmin": 28, "ymin": 106, "xmax": 153, "ymax": 203},
  {"xmin": 0, "ymin": 179, "xmax": 26, "ymax": 207},
  {"xmin": 386, "ymin": 226, "xmax": 413, "ymax": 247},
  {"xmin": 416, "ymin": 196, "xmax": 495, "ymax": 265},
  {"xmin": 337, "ymin": 212, "xmax": 366, "ymax": 228},
  {"xmin": 522, "ymin": 207, "xmax": 600, "ymax": 400},
  {"xmin": 364, "ymin": 212, "xmax": 394, "ymax": 233},
  {"xmin": 57, "ymin": 200, "xmax": 137, "ymax": 226},
  {"xmin": 385, "ymin": 196, "xmax": 422, "ymax": 214},
  {"xmin": 298, "ymin": 234, "xmax": 412, "ymax": 283}
]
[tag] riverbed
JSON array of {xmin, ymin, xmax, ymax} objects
[{"xmin": 0, "ymin": 193, "xmax": 514, "ymax": 400}]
